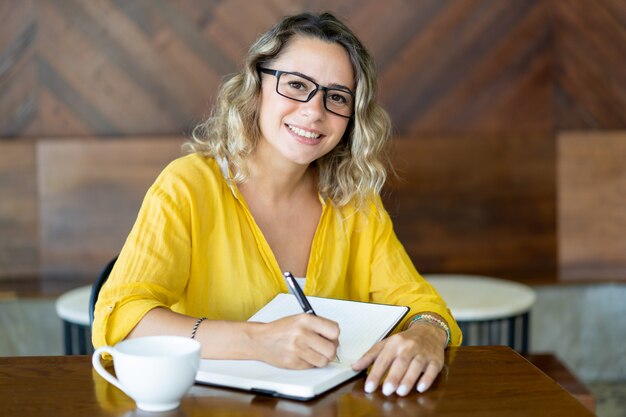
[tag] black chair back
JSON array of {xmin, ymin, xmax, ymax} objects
[{"xmin": 89, "ymin": 256, "xmax": 118, "ymax": 328}]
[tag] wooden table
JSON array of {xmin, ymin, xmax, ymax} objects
[{"xmin": 0, "ymin": 346, "xmax": 594, "ymax": 417}]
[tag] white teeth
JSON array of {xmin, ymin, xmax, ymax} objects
[{"xmin": 288, "ymin": 124, "xmax": 320, "ymax": 139}]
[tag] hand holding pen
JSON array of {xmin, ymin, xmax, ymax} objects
[{"xmin": 284, "ymin": 272, "xmax": 340, "ymax": 363}]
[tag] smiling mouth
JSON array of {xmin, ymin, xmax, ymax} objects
[{"xmin": 287, "ymin": 124, "xmax": 321, "ymax": 140}]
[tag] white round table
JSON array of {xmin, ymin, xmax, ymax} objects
[
  {"xmin": 424, "ymin": 274, "xmax": 537, "ymax": 353},
  {"xmin": 55, "ymin": 285, "xmax": 92, "ymax": 354}
]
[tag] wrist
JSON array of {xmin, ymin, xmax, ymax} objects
[
  {"xmin": 410, "ymin": 320, "xmax": 449, "ymax": 348},
  {"xmin": 243, "ymin": 321, "xmax": 265, "ymax": 361},
  {"xmin": 407, "ymin": 313, "xmax": 451, "ymax": 348},
  {"xmin": 190, "ymin": 317, "xmax": 207, "ymax": 339}
]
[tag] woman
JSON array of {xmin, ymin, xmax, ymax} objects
[{"xmin": 93, "ymin": 12, "xmax": 461, "ymax": 397}]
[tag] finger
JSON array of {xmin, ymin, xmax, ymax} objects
[
  {"xmin": 275, "ymin": 316, "xmax": 331, "ymax": 368},
  {"xmin": 379, "ymin": 354, "xmax": 414, "ymax": 396},
  {"xmin": 281, "ymin": 332, "xmax": 332, "ymax": 369},
  {"xmin": 278, "ymin": 338, "xmax": 318, "ymax": 370},
  {"xmin": 294, "ymin": 315, "xmax": 339, "ymax": 362},
  {"xmin": 362, "ymin": 347, "xmax": 394, "ymax": 394},
  {"xmin": 307, "ymin": 315, "xmax": 340, "ymax": 342},
  {"xmin": 284, "ymin": 357, "xmax": 316, "ymax": 370},
  {"xmin": 291, "ymin": 314, "xmax": 340, "ymax": 349},
  {"xmin": 396, "ymin": 357, "xmax": 427, "ymax": 396},
  {"xmin": 416, "ymin": 360, "xmax": 443, "ymax": 393},
  {"xmin": 381, "ymin": 349, "xmax": 426, "ymax": 396},
  {"xmin": 302, "ymin": 330, "xmax": 338, "ymax": 364},
  {"xmin": 298, "ymin": 344, "xmax": 333, "ymax": 368}
]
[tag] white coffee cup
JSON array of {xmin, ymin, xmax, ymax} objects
[{"xmin": 92, "ymin": 336, "xmax": 201, "ymax": 412}]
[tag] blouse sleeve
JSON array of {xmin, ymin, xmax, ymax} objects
[
  {"xmin": 367, "ymin": 200, "xmax": 462, "ymax": 346},
  {"xmin": 92, "ymin": 166, "xmax": 192, "ymax": 348}
]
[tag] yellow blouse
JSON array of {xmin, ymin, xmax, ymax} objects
[{"xmin": 92, "ymin": 153, "xmax": 462, "ymax": 348}]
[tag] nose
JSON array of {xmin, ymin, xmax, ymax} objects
[{"xmin": 299, "ymin": 89, "xmax": 326, "ymax": 119}]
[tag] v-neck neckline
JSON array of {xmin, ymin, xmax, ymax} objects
[{"xmin": 217, "ymin": 157, "xmax": 326, "ymax": 293}]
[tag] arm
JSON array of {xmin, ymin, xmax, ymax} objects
[
  {"xmin": 92, "ymin": 165, "xmax": 194, "ymax": 349},
  {"xmin": 94, "ymin": 156, "xmax": 339, "ymax": 368},
  {"xmin": 350, "ymin": 198, "xmax": 460, "ymax": 396},
  {"xmin": 128, "ymin": 307, "xmax": 340, "ymax": 368}
]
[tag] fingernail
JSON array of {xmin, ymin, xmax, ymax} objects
[
  {"xmin": 382, "ymin": 382, "xmax": 395, "ymax": 396},
  {"xmin": 364, "ymin": 381, "xmax": 376, "ymax": 393},
  {"xmin": 396, "ymin": 384, "xmax": 409, "ymax": 396},
  {"xmin": 417, "ymin": 382, "xmax": 427, "ymax": 393}
]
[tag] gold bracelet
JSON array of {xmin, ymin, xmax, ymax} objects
[
  {"xmin": 191, "ymin": 317, "xmax": 207, "ymax": 339},
  {"xmin": 409, "ymin": 314, "xmax": 451, "ymax": 346}
]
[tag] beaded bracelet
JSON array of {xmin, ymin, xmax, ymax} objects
[
  {"xmin": 191, "ymin": 317, "xmax": 207, "ymax": 339},
  {"xmin": 408, "ymin": 314, "xmax": 451, "ymax": 347}
]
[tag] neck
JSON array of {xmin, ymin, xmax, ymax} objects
[{"xmin": 241, "ymin": 149, "xmax": 316, "ymax": 204}]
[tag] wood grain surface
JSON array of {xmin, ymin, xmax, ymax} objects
[
  {"xmin": 0, "ymin": 0, "xmax": 573, "ymax": 137},
  {"xmin": 1, "ymin": 0, "xmax": 625, "ymax": 287},
  {"xmin": 37, "ymin": 137, "xmax": 183, "ymax": 285},
  {"xmin": 385, "ymin": 135, "xmax": 557, "ymax": 283},
  {"xmin": 558, "ymin": 131, "xmax": 626, "ymax": 281},
  {"xmin": 555, "ymin": 0, "xmax": 626, "ymax": 129},
  {"xmin": 0, "ymin": 141, "xmax": 38, "ymax": 280},
  {"xmin": 0, "ymin": 347, "xmax": 594, "ymax": 417}
]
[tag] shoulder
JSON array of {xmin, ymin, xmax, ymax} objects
[
  {"xmin": 146, "ymin": 153, "xmax": 226, "ymax": 206},
  {"xmin": 160, "ymin": 152, "xmax": 220, "ymax": 179},
  {"xmin": 154, "ymin": 153, "xmax": 222, "ymax": 189},
  {"xmin": 336, "ymin": 194, "xmax": 388, "ymax": 218},
  {"xmin": 332, "ymin": 194, "xmax": 392, "ymax": 231}
]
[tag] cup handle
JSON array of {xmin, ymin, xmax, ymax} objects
[{"xmin": 92, "ymin": 346, "xmax": 125, "ymax": 394}]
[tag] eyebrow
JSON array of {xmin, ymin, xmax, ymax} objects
[{"xmin": 291, "ymin": 71, "xmax": 354, "ymax": 94}]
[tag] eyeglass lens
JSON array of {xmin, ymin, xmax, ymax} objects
[{"xmin": 276, "ymin": 72, "xmax": 354, "ymax": 118}]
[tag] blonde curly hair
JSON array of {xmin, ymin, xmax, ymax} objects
[{"xmin": 186, "ymin": 12, "xmax": 392, "ymax": 211}]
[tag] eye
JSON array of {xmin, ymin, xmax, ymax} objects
[
  {"xmin": 287, "ymin": 81, "xmax": 308, "ymax": 91},
  {"xmin": 328, "ymin": 92, "xmax": 350, "ymax": 106}
]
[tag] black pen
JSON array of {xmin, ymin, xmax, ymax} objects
[{"xmin": 283, "ymin": 271, "xmax": 340, "ymax": 363}]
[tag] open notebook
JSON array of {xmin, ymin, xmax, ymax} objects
[{"xmin": 195, "ymin": 293, "xmax": 408, "ymax": 400}]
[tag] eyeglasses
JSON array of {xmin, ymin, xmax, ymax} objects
[{"xmin": 258, "ymin": 68, "xmax": 354, "ymax": 118}]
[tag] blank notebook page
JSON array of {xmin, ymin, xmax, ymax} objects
[
  {"xmin": 196, "ymin": 294, "xmax": 408, "ymax": 400},
  {"xmin": 249, "ymin": 293, "xmax": 408, "ymax": 362}
]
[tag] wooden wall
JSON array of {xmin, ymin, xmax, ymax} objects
[{"xmin": 1, "ymin": 0, "xmax": 625, "ymax": 292}]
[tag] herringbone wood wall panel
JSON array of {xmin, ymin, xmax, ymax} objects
[
  {"xmin": 37, "ymin": 138, "xmax": 183, "ymax": 290},
  {"xmin": 0, "ymin": 0, "xmax": 624, "ymax": 288},
  {"xmin": 2, "ymin": 0, "xmax": 562, "ymax": 137},
  {"xmin": 0, "ymin": 142, "xmax": 38, "ymax": 280},
  {"xmin": 558, "ymin": 132, "xmax": 626, "ymax": 281},
  {"xmin": 375, "ymin": 0, "xmax": 553, "ymax": 134},
  {"xmin": 555, "ymin": 0, "xmax": 626, "ymax": 129},
  {"xmin": 386, "ymin": 134, "xmax": 556, "ymax": 282}
]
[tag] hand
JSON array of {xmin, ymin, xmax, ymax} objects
[
  {"xmin": 351, "ymin": 322, "xmax": 447, "ymax": 396},
  {"xmin": 251, "ymin": 314, "xmax": 340, "ymax": 369}
]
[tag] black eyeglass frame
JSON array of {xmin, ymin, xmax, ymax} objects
[{"xmin": 258, "ymin": 67, "xmax": 355, "ymax": 119}]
